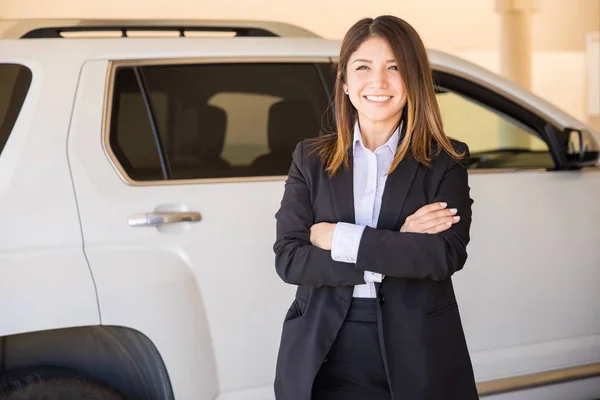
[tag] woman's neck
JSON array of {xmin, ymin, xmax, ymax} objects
[{"xmin": 358, "ymin": 118, "xmax": 399, "ymax": 152}]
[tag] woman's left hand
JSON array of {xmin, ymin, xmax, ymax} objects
[{"xmin": 310, "ymin": 222, "xmax": 336, "ymax": 251}]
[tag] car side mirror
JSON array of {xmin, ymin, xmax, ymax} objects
[{"xmin": 566, "ymin": 128, "xmax": 599, "ymax": 168}]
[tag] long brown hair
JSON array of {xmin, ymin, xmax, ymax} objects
[{"xmin": 312, "ymin": 15, "xmax": 464, "ymax": 176}]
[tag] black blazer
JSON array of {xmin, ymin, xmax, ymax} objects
[{"xmin": 273, "ymin": 137, "xmax": 479, "ymax": 400}]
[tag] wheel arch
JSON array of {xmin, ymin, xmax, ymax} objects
[{"xmin": 0, "ymin": 325, "xmax": 174, "ymax": 400}]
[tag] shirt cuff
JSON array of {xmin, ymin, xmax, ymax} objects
[
  {"xmin": 331, "ymin": 222, "xmax": 365, "ymax": 263},
  {"xmin": 363, "ymin": 271, "xmax": 384, "ymax": 283}
]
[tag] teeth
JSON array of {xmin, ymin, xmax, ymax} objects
[{"xmin": 366, "ymin": 95, "xmax": 391, "ymax": 102}]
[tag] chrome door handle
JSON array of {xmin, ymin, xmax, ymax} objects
[{"xmin": 128, "ymin": 211, "xmax": 202, "ymax": 227}]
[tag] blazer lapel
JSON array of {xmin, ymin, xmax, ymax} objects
[
  {"xmin": 376, "ymin": 157, "xmax": 419, "ymax": 230},
  {"xmin": 328, "ymin": 148, "xmax": 420, "ymax": 229},
  {"xmin": 329, "ymin": 149, "xmax": 355, "ymax": 224}
]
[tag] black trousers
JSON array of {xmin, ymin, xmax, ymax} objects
[{"xmin": 312, "ymin": 298, "xmax": 391, "ymax": 400}]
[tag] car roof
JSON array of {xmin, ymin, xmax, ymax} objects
[
  {"xmin": 0, "ymin": 19, "xmax": 595, "ymax": 137},
  {"xmin": 0, "ymin": 18, "xmax": 320, "ymax": 39}
]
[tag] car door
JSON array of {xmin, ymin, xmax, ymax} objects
[
  {"xmin": 431, "ymin": 70, "xmax": 600, "ymax": 396},
  {"xmin": 67, "ymin": 57, "xmax": 335, "ymax": 399}
]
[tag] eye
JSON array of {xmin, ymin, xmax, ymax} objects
[
  {"xmin": 389, "ymin": 65, "xmax": 399, "ymax": 71},
  {"xmin": 356, "ymin": 65, "xmax": 369, "ymax": 70}
]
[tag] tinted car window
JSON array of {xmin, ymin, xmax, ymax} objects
[
  {"xmin": 0, "ymin": 64, "xmax": 33, "ymax": 156},
  {"xmin": 109, "ymin": 62, "xmax": 333, "ymax": 181},
  {"xmin": 436, "ymin": 89, "xmax": 554, "ymax": 170}
]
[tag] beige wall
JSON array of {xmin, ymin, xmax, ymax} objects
[
  {"xmin": 1, "ymin": 0, "xmax": 598, "ymax": 129},
  {"xmin": 1, "ymin": 0, "xmax": 598, "ymax": 51},
  {"xmin": 0, "ymin": 0, "xmax": 499, "ymax": 51},
  {"xmin": 533, "ymin": 0, "xmax": 599, "ymax": 51}
]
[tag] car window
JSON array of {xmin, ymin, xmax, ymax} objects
[
  {"xmin": 0, "ymin": 64, "xmax": 33, "ymax": 156},
  {"xmin": 108, "ymin": 62, "xmax": 332, "ymax": 181},
  {"xmin": 436, "ymin": 88, "xmax": 554, "ymax": 170}
]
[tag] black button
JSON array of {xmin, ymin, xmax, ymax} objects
[
  {"xmin": 339, "ymin": 297, "xmax": 348, "ymax": 303},
  {"xmin": 378, "ymin": 294, "xmax": 385, "ymax": 305}
]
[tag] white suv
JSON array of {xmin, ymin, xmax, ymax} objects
[{"xmin": 0, "ymin": 19, "xmax": 599, "ymax": 400}]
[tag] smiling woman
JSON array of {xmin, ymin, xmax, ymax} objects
[
  {"xmin": 310, "ymin": 15, "xmax": 466, "ymax": 179},
  {"xmin": 274, "ymin": 15, "xmax": 478, "ymax": 400},
  {"xmin": 343, "ymin": 36, "xmax": 406, "ymax": 151}
]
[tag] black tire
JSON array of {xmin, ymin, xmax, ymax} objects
[{"xmin": 0, "ymin": 367, "xmax": 126, "ymax": 400}]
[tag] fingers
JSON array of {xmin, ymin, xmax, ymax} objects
[
  {"xmin": 310, "ymin": 222, "xmax": 335, "ymax": 249},
  {"xmin": 309, "ymin": 223, "xmax": 322, "ymax": 244},
  {"xmin": 414, "ymin": 208, "xmax": 457, "ymax": 224},
  {"xmin": 401, "ymin": 202, "xmax": 461, "ymax": 234},
  {"xmin": 419, "ymin": 213, "xmax": 459, "ymax": 230},
  {"xmin": 411, "ymin": 214, "xmax": 459, "ymax": 234},
  {"xmin": 412, "ymin": 202, "xmax": 448, "ymax": 218},
  {"xmin": 406, "ymin": 204, "xmax": 457, "ymax": 225},
  {"xmin": 422, "ymin": 216, "xmax": 461, "ymax": 234}
]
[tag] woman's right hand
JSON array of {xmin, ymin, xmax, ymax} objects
[{"xmin": 400, "ymin": 202, "xmax": 460, "ymax": 234}]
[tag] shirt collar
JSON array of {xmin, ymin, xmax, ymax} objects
[{"xmin": 353, "ymin": 120, "xmax": 403, "ymax": 153}]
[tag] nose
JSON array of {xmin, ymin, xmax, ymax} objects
[{"xmin": 370, "ymin": 68, "xmax": 389, "ymax": 89}]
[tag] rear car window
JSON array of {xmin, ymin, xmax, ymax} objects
[
  {"xmin": 0, "ymin": 64, "xmax": 33, "ymax": 156},
  {"xmin": 108, "ymin": 62, "xmax": 335, "ymax": 181}
]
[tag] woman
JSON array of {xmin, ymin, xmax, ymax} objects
[{"xmin": 273, "ymin": 15, "xmax": 478, "ymax": 400}]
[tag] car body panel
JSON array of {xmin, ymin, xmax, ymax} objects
[{"xmin": 0, "ymin": 57, "xmax": 100, "ymax": 337}]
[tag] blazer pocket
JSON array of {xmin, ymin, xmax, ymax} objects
[
  {"xmin": 284, "ymin": 297, "xmax": 307, "ymax": 322},
  {"xmin": 425, "ymin": 301, "xmax": 457, "ymax": 317}
]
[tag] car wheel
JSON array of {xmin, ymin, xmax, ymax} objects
[{"xmin": 0, "ymin": 366, "xmax": 125, "ymax": 400}]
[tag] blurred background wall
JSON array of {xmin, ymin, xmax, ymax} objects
[{"xmin": 1, "ymin": 0, "xmax": 598, "ymax": 131}]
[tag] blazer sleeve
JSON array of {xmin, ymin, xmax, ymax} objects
[
  {"xmin": 273, "ymin": 142, "xmax": 366, "ymax": 287},
  {"xmin": 354, "ymin": 144, "xmax": 473, "ymax": 281}
]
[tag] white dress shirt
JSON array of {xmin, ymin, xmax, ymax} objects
[{"xmin": 331, "ymin": 121, "xmax": 402, "ymax": 298}]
